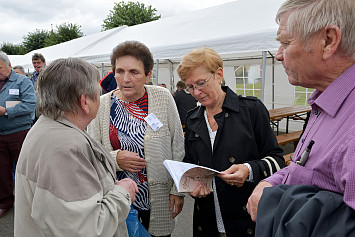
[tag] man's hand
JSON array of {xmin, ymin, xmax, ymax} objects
[
  {"xmin": 0, "ymin": 106, "xmax": 6, "ymax": 116},
  {"xmin": 115, "ymin": 178, "xmax": 138, "ymax": 203},
  {"xmin": 116, "ymin": 150, "xmax": 147, "ymax": 173},
  {"xmin": 218, "ymin": 164, "xmax": 249, "ymax": 187},
  {"xmin": 247, "ymin": 181, "xmax": 272, "ymax": 222},
  {"xmin": 170, "ymin": 195, "xmax": 184, "ymax": 219}
]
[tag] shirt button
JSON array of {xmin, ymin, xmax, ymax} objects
[
  {"xmin": 242, "ymin": 205, "xmax": 247, "ymax": 211},
  {"xmin": 246, "ymin": 228, "xmax": 254, "ymax": 235},
  {"xmin": 148, "ymin": 178, "xmax": 154, "ymax": 184},
  {"xmin": 301, "ymin": 138, "xmax": 305, "ymax": 143},
  {"xmin": 314, "ymin": 110, "xmax": 318, "ymax": 115},
  {"xmin": 229, "ymin": 157, "xmax": 236, "ymax": 163},
  {"xmin": 150, "ymin": 216, "xmax": 155, "ymax": 222},
  {"xmin": 195, "ymin": 133, "xmax": 200, "ymax": 138},
  {"xmin": 225, "ymin": 112, "xmax": 229, "ymax": 118}
]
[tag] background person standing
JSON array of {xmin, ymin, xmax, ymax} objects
[
  {"xmin": 173, "ymin": 80, "xmax": 197, "ymax": 128},
  {"xmin": 30, "ymin": 53, "xmax": 46, "ymax": 87},
  {"xmin": 0, "ymin": 51, "xmax": 36, "ymax": 218}
]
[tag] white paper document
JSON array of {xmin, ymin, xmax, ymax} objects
[
  {"xmin": 163, "ymin": 160, "xmax": 220, "ymax": 192},
  {"xmin": 6, "ymin": 101, "xmax": 21, "ymax": 108}
]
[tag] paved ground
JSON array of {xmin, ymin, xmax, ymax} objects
[
  {"xmin": 0, "ymin": 207, "xmax": 14, "ymax": 237},
  {"xmin": 0, "ymin": 196, "xmax": 194, "ymax": 237}
]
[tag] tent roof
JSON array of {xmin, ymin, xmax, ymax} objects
[{"xmin": 9, "ymin": 0, "xmax": 284, "ymax": 70}]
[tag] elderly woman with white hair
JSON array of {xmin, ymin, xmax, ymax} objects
[{"xmin": 14, "ymin": 58, "xmax": 138, "ymax": 237}]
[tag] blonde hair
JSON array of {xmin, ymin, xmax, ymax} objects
[
  {"xmin": 276, "ymin": 0, "xmax": 355, "ymax": 59},
  {"xmin": 177, "ymin": 47, "xmax": 223, "ymax": 81}
]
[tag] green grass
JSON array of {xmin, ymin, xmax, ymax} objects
[
  {"xmin": 235, "ymin": 84, "xmax": 314, "ymax": 105},
  {"xmin": 236, "ymin": 83, "xmax": 261, "ymax": 98},
  {"xmin": 294, "ymin": 86, "xmax": 315, "ymax": 105}
]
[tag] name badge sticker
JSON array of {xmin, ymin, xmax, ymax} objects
[
  {"xmin": 9, "ymin": 89, "xmax": 20, "ymax": 95},
  {"xmin": 144, "ymin": 113, "xmax": 163, "ymax": 132}
]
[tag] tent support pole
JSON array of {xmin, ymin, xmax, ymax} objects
[
  {"xmin": 260, "ymin": 51, "xmax": 267, "ymax": 102},
  {"xmin": 167, "ymin": 59, "xmax": 174, "ymax": 92},
  {"xmin": 268, "ymin": 51, "xmax": 275, "ymax": 109},
  {"xmin": 155, "ymin": 59, "xmax": 159, "ymax": 85}
]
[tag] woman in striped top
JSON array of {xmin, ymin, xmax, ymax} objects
[{"xmin": 88, "ymin": 41, "xmax": 185, "ymax": 237}]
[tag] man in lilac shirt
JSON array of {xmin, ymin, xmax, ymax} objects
[{"xmin": 247, "ymin": 0, "xmax": 355, "ymax": 221}]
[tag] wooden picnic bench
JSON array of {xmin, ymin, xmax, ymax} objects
[
  {"xmin": 276, "ymin": 130, "xmax": 303, "ymax": 149},
  {"xmin": 269, "ymin": 105, "xmax": 311, "ymax": 134}
]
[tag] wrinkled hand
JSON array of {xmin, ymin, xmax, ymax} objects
[
  {"xmin": 116, "ymin": 150, "xmax": 146, "ymax": 173},
  {"xmin": 218, "ymin": 164, "xmax": 249, "ymax": 187},
  {"xmin": 247, "ymin": 181, "xmax": 272, "ymax": 222},
  {"xmin": 189, "ymin": 182, "xmax": 211, "ymax": 199},
  {"xmin": 170, "ymin": 195, "xmax": 184, "ymax": 219},
  {"xmin": 115, "ymin": 178, "xmax": 138, "ymax": 203},
  {"xmin": 0, "ymin": 106, "xmax": 6, "ymax": 116}
]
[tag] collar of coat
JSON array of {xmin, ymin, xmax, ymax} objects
[{"xmin": 188, "ymin": 86, "xmax": 245, "ymax": 120}]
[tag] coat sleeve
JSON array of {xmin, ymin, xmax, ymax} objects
[
  {"xmin": 246, "ymin": 99, "xmax": 285, "ymax": 183},
  {"xmin": 6, "ymin": 75, "xmax": 36, "ymax": 118}
]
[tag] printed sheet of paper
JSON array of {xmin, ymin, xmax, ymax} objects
[
  {"xmin": 163, "ymin": 160, "xmax": 220, "ymax": 192},
  {"xmin": 6, "ymin": 101, "xmax": 21, "ymax": 108}
]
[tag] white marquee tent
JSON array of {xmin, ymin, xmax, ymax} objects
[
  {"xmin": 9, "ymin": 0, "xmax": 288, "ymax": 104},
  {"xmin": 10, "ymin": 0, "xmax": 284, "ymax": 67}
]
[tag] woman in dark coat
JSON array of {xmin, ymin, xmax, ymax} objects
[{"xmin": 177, "ymin": 47, "xmax": 284, "ymax": 237}]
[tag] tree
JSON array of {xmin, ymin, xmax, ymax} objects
[
  {"xmin": 0, "ymin": 42, "xmax": 26, "ymax": 55},
  {"xmin": 44, "ymin": 23, "xmax": 84, "ymax": 47},
  {"xmin": 102, "ymin": 1, "xmax": 161, "ymax": 30},
  {"xmin": 22, "ymin": 29, "xmax": 50, "ymax": 53}
]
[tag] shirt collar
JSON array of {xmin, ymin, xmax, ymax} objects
[
  {"xmin": 308, "ymin": 63, "xmax": 355, "ymax": 117},
  {"xmin": 189, "ymin": 86, "xmax": 240, "ymax": 120}
]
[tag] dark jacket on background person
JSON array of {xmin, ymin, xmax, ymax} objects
[
  {"xmin": 174, "ymin": 89, "xmax": 197, "ymax": 126},
  {"xmin": 256, "ymin": 184, "xmax": 355, "ymax": 237},
  {"xmin": 183, "ymin": 86, "xmax": 284, "ymax": 237},
  {"xmin": 100, "ymin": 71, "xmax": 117, "ymax": 93}
]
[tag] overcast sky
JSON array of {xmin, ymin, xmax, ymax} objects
[{"xmin": 1, "ymin": 0, "xmax": 235, "ymax": 44}]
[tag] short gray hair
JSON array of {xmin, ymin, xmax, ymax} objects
[
  {"xmin": 37, "ymin": 58, "xmax": 100, "ymax": 120},
  {"xmin": 13, "ymin": 65, "xmax": 25, "ymax": 73},
  {"xmin": 0, "ymin": 51, "xmax": 10, "ymax": 65},
  {"xmin": 276, "ymin": 0, "xmax": 355, "ymax": 59}
]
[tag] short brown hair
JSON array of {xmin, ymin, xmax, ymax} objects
[
  {"xmin": 110, "ymin": 41, "xmax": 154, "ymax": 76},
  {"xmin": 176, "ymin": 80, "xmax": 186, "ymax": 89},
  {"xmin": 32, "ymin": 53, "xmax": 45, "ymax": 63},
  {"xmin": 177, "ymin": 47, "xmax": 223, "ymax": 81}
]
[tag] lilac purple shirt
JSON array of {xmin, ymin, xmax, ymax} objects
[{"xmin": 265, "ymin": 63, "xmax": 355, "ymax": 210}]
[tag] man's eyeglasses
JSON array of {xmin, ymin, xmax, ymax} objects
[{"xmin": 185, "ymin": 73, "xmax": 214, "ymax": 93}]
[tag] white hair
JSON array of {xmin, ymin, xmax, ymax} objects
[{"xmin": 276, "ymin": 0, "xmax": 355, "ymax": 59}]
